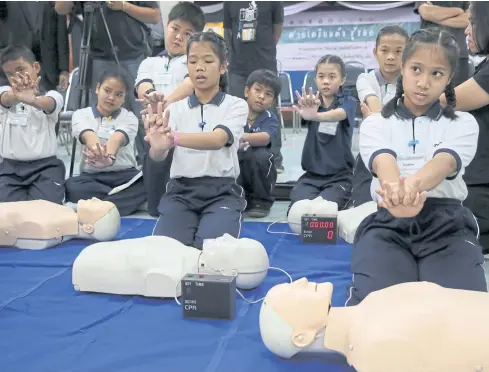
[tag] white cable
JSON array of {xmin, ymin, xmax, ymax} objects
[
  {"xmin": 266, "ymin": 220, "xmax": 299, "ymax": 236},
  {"xmin": 236, "ymin": 266, "xmax": 293, "ymax": 304}
]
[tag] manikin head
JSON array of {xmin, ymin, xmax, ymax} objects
[
  {"xmin": 288, "ymin": 197, "xmax": 339, "ymax": 234},
  {"xmin": 77, "ymin": 198, "xmax": 120, "ymax": 241},
  {"xmin": 200, "ymin": 234, "xmax": 269, "ymax": 289},
  {"xmin": 260, "ymin": 278, "xmax": 334, "ymax": 358}
]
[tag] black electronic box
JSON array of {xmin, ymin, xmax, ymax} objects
[
  {"xmin": 181, "ymin": 274, "xmax": 236, "ymax": 320},
  {"xmin": 301, "ymin": 214, "xmax": 338, "ymax": 244}
]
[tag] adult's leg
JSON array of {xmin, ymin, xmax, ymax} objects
[
  {"xmin": 28, "ymin": 158, "xmax": 66, "ymax": 204},
  {"xmin": 153, "ymin": 180, "xmax": 200, "ymax": 246},
  {"xmin": 240, "ymin": 147, "xmax": 277, "ymax": 217},
  {"xmin": 194, "ymin": 182, "xmax": 246, "ymax": 249},
  {"xmin": 418, "ymin": 206, "xmax": 487, "ymax": 292},
  {"xmin": 143, "ymin": 149, "xmax": 174, "ymax": 217},
  {"xmin": 463, "ymin": 184, "xmax": 489, "ymax": 254},
  {"xmin": 347, "ymin": 210, "xmax": 418, "ymax": 306},
  {"xmin": 227, "ymin": 72, "xmax": 247, "ymax": 99}
]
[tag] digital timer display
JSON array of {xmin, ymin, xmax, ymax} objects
[{"xmin": 301, "ymin": 215, "xmax": 338, "ymax": 245}]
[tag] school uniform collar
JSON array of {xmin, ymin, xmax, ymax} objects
[
  {"xmin": 158, "ymin": 50, "xmax": 184, "ymax": 60},
  {"xmin": 250, "ymin": 110, "xmax": 271, "ymax": 127},
  {"xmin": 395, "ymin": 99, "xmax": 443, "ymax": 120},
  {"xmin": 319, "ymin": 93, "xmax": 341, "ymax": 111},
  {"xmin": 91, "ymin": 105, "xmax": 121, "ymax": 119},
  {"xmin": 375, "ymin": 69, "xmax": 397, "ymax": 86},
  {"xmin": 188, "ymin": 91, "xmax": 226, "ymax": 108}
]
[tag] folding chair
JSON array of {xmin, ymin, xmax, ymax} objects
[
  {"xmin": 344, "ymin": 61, "xmax": 368, "ymax": 126},
  {"xmin": 277, "ymin": 71, "xmax": 296, "ymax": 138}
]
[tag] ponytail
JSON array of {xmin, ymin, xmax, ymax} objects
[
  {"xmin": 381, "ymin": 76, "xmax": 404, "ymax": 118},
  {"xmin": 442, "ymin": 83, "xmax": 457, "ymax": 119}
]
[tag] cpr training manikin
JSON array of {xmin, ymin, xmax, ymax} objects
[
  {"xmin": 287, "ymin": 196, "xmax": 377, "ymax": 243},
  {"xmin": 73, "ymin": 233, "xmax": 270, "ymax": 298},
  {"xmin": 0, "ymin": 198, "xmax": 120, "ymax": 249},
  {"xmin": 260, "ymin": 278, "xmax": 489, "ymax": 372}
]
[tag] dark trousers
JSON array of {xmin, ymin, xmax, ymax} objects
[
  {"xmin": 464, "ymin": 184, "xmax": 489, "ymax": 254},
  {"xmin": 349, "ymin": 154, "xmax": 373, "ymax": 208},
  {"xmin": 65, "ymin": 168, "xmax": 146, "ymax": 216},
  {"xmin": 347, "ymin": 198, "xmax": 487, "ymax": 306},
  {"xmin": 289, "ymin": 171, "xmax": 352, "ymax": 212},
  {"xmin": 153, "ymin": 177, "xmax": 247, "ymax": 249},
  {"xmin": 142, "ymin": 150, "xmax": 174, "ymax": 217},
  {"xmin": 0, "ymin": 156, "xmax": 65, "ymax": 204},
  {"xmin": 228, "ymin": 71, "xmax": 283, "ymax": 166},
  {"xmin": 238, "ymin": 147, "xmax": 277, "ymax": 209}
]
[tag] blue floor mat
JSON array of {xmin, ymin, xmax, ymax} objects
[{"xmin": 0, "ymin": 219, "xmax": 355, "ymax": 372}]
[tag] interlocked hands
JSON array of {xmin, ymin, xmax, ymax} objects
[
  {"xmin": 292, "ymin": 87, "xmax": 321, "ymax": 121},
  {"xmin": 83, "ymin": 143, "xmax": 114, "ymax": 169},
  {"xmin": 376, "ymin": 176, "xmax": 428, "ymax": 218},
  {"xmin": 11, "ymin": 72, "xmax": 41, "ymax": 104}
]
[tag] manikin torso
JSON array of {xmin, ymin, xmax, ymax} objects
[
  {"xmin": 0, "ymin": 199, "xmax": 120, "ymax": 249},
  {"xmin": 72, "ymin": 234, "xmax": 270, "ymax": 298},
  {"xmin": 260, "ymin": 279, "xmax": 489, "ymax": 372}
]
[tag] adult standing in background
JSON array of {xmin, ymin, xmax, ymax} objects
[
  {"xmin": 55, "ymin": 1, "xmax": 161, "ymax": 163},
  {"xmin": 0, "ymin": 1, "xmax": 70, "ymax": 92},
  {"xmin": 415, "ymin": 1, "xmax": 470, "ymax": 86},
  {"xmin": 224, "ymin": 1, "xmax": 285, "ymax": 173}
]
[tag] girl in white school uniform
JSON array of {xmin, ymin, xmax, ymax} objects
[
  {"xmin": 351, "ymin": 25, "xmax": 408, "ymax": 208},
  {"xmin": 143, "ymin": 32, "xmax": 248, "ymax": 249},
  {"xmin": 347, "ymin": 29, "xmax": 487, "ymax": 307},
  {"xmin": 65, "ymin": 69, "xmax": 146, "ymax": 216}
]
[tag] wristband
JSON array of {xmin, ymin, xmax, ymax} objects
[{"xmin": 173, "ymin": 131, "xmax": 180, "ymax": 147}]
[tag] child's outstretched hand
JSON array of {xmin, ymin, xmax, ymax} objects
[
  {"xmin": 143, "ymin": 101, "xmax": 174, "ymax": 153},
  {"xmin": 293, "ymin": 87, "xmax": 321, "ymax": 121},
  {"xmin": 138, "ymin": 90, "xmax": 166, "ymax": 116},
  {"xmin": 83, "ymin": 143, "xmax": 114, "ymax": 168},
  {"xmin": 360, "ymin": 103, "xmax": 372, "ymax": 119},
  {"xmin": 11, "ymin": 72, "xmax": 41, "ymax": 104}
]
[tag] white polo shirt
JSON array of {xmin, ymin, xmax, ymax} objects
[
  {"xmin": 356, "ymin": 69, "xmax": 397, "ymax": 106},
  {"xmin": 135, "ymin": 51, "xmax": 188, "ymax": 97},
  {"xmin": 168, "ymin": 91, "xmax": 248, "ymax": 179},
  {"xmin": 0, "ymin": 86, "xmax": 64, "ymax": 161},
  {"xmin": 72, "ymin": 106, "xmax": 138, "ymax": 174},
  {"xmin": 360, "ymin": 101, "xmax": 479, "ymax": 201}
]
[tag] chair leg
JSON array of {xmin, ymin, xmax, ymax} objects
[{"xmin": 69, "ymin": 138, "xmax": 77, "ymax": 178}]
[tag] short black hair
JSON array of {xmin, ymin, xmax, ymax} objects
[
  {"xmin": 375, "ymin": 25, "xmax": 409, "ymax": 47},
  {"xmin": 470, "ymin": 1, "xmax": 489, "ymax": 56},
  {"xmin": 168, "ymin": 2, "xmax": 205, "ymax": 32},
  {"xmin": 0, "ymin": 45, "xmax": 36, "ymax": 66},
  {"xmin": 97, "ymin": 67, "xmax": 131, "ymax": 93},
  {"xmin": 245, "ymin": 69, "xmax": 281, "ymax": 99}
]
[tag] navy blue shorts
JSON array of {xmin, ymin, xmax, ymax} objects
[{"xmin": 347, "ymin": 197, "xmax": 487, "ymax": 306}]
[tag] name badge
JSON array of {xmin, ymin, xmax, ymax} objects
[
  {"xmin": 97, "ymin": 125, "xmax": 115, "ymax": 140},
  {"xmin": 155, "ymin": 71, "xmax": 173, "ymax": 86},
  {"xmin": 239, "ymin": 21, "xmax": 257, "ymax": 42},
  {"xmin": 318, "ymin": 121, "xmax": 338, "ymax": 136},
  {"xmin": 7, "ymin": 111, "xmax": 29, "ymax": 126},
  {"xmin": 398, "ymin": 153, "xmax": 426, "ymax": 177}
]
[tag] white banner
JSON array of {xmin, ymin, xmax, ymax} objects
[{"xmin": 277, "ymin": 7, "xmax": 420, "ymax": 71}]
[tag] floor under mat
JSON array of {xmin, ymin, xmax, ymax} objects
[{"xmin": 0, "ymin": 219, "xmax": 355, "ymax": 372}]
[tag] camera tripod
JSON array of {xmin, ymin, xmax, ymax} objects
[{"xmin": 70, "ymin": 1, "xmax": 120, "ymax": 175}]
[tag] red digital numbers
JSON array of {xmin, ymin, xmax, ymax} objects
[
  {"xmin": 309, "ymin": 221, "xmax": 335, "ymax": 229},
  {"xmin": 327, "ymin": 230, "xmax": 334, "ymax": 240}
]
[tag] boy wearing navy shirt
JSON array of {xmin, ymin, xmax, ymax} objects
[{"xmin": 238, "ymin": 69, "xmax": 280, "ymax": 218}]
